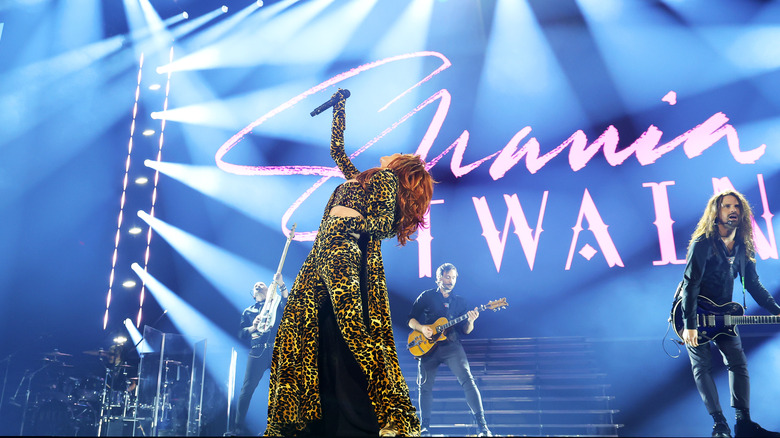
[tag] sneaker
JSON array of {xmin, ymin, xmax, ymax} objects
[
  {"xmin": 712, "ymin": 422, "xmax": 732, "ymax": 438},
  {"xmin": 735, "ymin": 421, "xmax": 780, "ymax": 438}
]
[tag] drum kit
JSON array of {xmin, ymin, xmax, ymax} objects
[{"xmin": 10, "ymin": 348, "xmax": 140, "ymax": 436}]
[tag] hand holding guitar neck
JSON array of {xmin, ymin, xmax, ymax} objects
[
  {"xmin": 257, "ymin": 224, "xmax": 297, "ymax": 334},
  {"xmin": 407, "ymin": 298, "xmax": 508, "ymax": 357}
]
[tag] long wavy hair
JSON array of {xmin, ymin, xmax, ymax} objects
[
  {"xmin": 356, "ymin": 154, "xmax": 434, "ymax": 246},
  {"xmin": 688, "ymin": 190, "xmax": 756, "ymax": 261}
]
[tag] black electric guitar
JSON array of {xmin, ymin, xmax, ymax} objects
[
  {"xmin": 671, "ymin": 295, "xmax": 780, "ymax": 345},
  {"xmin": 407, "ymin": 298, "xmax": 508, "ymax": 357}
]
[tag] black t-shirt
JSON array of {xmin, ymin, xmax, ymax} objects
[{"xmin": 407, "ymin": 288, "xmax": 470, "ymax": 343}]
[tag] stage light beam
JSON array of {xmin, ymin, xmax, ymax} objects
[
  {"xmin": 130, "ymin": 263, "xmax": 248, "ymax": 392},
  {"xmin": 137, "ymin": 210, "xmax": 275, "ymax": 312}
]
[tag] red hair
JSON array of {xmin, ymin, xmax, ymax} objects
[{"xmin": 356, "ymin": 155, "xmax": 434, "ymax": 246}]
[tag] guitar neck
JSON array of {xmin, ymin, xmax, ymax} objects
[
  {"xmin": 274, "ymin": 240, "xmax": 291, "ymax": 276},
  {"xmin": 437, "ymin": 304, "xmax": 485, "ymax": 333},
  {"xmin": 270, "ymin": 225, "xmax": 296, "ymax": 290},
  {"xmin": 730, "ymin": 315, "xmax": 780, "ymax": 325}
]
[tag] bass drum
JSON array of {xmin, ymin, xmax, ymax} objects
[
  {"xmin": 71, "ymin": 376, "xmax": 104, "ymax": 402},
  {"xmin": 29, "ymin": 401, "xmax": 97, "ymax": 436}
]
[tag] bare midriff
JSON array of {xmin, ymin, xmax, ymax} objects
[
  {"xmin": 329, "ymin": 205, "xmax": 364, "ymax": 219},
  {"xmin": 329, "ymin": 179, "xmax": 365, "ymax": 220}
]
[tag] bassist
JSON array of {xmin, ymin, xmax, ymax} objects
[
  {"xmin": 234, "ymin": 273, "xmax": 288, "ymax": 435},
  {"xmin": 407, "ymin": 263, "xmax": 492, "ymax": 437},
  {"xmin": 680, "ymin": 190, "xmax": 780, "ymax": 438}
]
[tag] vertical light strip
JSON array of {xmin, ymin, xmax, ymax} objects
[
  {"xmin": 137, "ymin": 46, "xmax": 174, "ymax": 328},
  {"xmin": 106, "ymin": 53, "xmax": 145, "ymax": 330}
]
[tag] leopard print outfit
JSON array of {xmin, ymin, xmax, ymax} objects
[{"xmin": 265, "ymin": 96, "xmax": 420, "ymax": 436}]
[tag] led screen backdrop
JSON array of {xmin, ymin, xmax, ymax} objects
[{"xmin": 0, "ymin": 0, "xmax": 779, "ymax": 436}]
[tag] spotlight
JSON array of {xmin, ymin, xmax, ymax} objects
[
  {"xmin": 129, "ymin": 226, "xmax": 143, "ymax": 235},
  {"xmin": 149, "ymin": 84, "xmax": 161, "ymax": 91},
  {"xmin": 182, "ymin": 11, "xmax": 189, "ymax": 19},
  {"xmin": 256, "ymin": 0, "xmax": 263, "ymax": 6},
  {"xmin": 123, "ymin": 280, "xmax": 137, "ymax": 288},
  {"xmin": 221, "ymin": 5, "xmax": 228, "ymax": 13},
  {"xmin": 142, "ymin": 129, "xmax": 155, "ymax": 136},
  {"xmin": 135, "ymin": 176, "xmax": 149, "ymax": 185},
  {"xmin": 113, "ymin": 336, "xmax": 128, "ymax": 345}
]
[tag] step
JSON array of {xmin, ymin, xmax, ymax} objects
[
  {"xmin": 398, "ymin": 337, "xmax": 621, "ymax": 436},
  {"xmin": 417, "ymin": 395, "xmax": 616, "ymax": 411},
  {"xmin": 426, "ymin": 422, "xmax": 623, "ymax": 437}
]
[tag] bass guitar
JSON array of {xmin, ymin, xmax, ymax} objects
[
  {"xmin": 407, "ymin": 298, "xmax": 508, "ymax": 357},
  {"xmin": 671, "ymin": 295, "xmax": 780, "ymax": 345},
  {"xmin": 256, "ymin": 224, "xmax": 296, "ymax": 335}
]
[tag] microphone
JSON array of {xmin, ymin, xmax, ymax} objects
[{"xmin": 310, "ymin": 89, "xmax": 351, "ymax": 117}]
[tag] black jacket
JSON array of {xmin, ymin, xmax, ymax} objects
[{"xmin": 681, "ymin": 233, "xmax": 780, "ymax": 329}]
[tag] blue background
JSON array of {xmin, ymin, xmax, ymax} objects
[{"xmin": 1, "ymin": 0, "xmax": 779, "ymax": 436}]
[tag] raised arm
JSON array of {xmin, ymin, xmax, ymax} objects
[{"xmin": 329, "ymin": 92, "xmax": 360, "ymax": 180}]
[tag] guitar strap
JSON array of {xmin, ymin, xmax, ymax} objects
[
  {"xmin": 737, "ymin": 247, "xmax": 747, "ymax": 310},
  {"xmin": 669, "ymin": 280, "xmax": 684, "ymax": 322}
]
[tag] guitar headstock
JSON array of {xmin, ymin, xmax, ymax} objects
[
  {"xmin": 288, "ymin": 223, "xmax": 297, "ymax": 239},
  {"xmin": 486, "ymin": 298, "xmax": 508, "ymax": 311}
]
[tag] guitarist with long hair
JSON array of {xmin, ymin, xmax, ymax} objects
[
  {"xmin": 679, "ymin": 190, "xmax": 780, "ymax": 438},
  {"xmin": 407, "ymin": 263, "xmax": 492, "ymax": 437}
]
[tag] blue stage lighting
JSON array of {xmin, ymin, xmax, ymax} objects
[
  {"xmin": 124, "ymin": 318, "xmax": 154, "ymax": 354},
  {"xmin": 130, "ymin": 263, "xmax": 248, "ymax": 389},
  {"xmin": 142, "ymin": 160, "xmax": 325, "ymax": 231},
  {"xmin": 137, "ymin": 210, "xmax": 275, "ymax": 312}
]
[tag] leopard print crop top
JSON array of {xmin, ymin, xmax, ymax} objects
[{"xmin": 331, "ymin": 181, "xmax": 367, "ymax": 217}]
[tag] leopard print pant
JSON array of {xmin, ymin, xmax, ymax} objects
[{"xmin": 266, "ymin": 216, "xmax": 420, "ymax": 436}]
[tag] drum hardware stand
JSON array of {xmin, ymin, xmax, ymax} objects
[
  {"xmin": 97, "ymin": 366, "xmax": 112, "ymax": 436},
  {"xmin": 0, "ymin": 353, "xmax": 14, "ymax": 419},
  {"xmin": 14, "ymin": 362, "xmax": 51, "ymax": 436}
]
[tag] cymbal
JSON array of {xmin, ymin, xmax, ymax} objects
[
  {"xmin": 43, "ymin": 350, "xmax": 72, "ymax": 357},
  {"xmin": 42, "ymin": 357, "xmax": 73, "ymax": 367},
  {"xmin": 83, "ymin": 349, "xmax": 115, "ymax": 357}
]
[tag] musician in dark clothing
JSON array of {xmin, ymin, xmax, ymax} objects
[
  {"xmin": 234, "ymin": 273, "xmax": 287, "ymax": 435},
  {"xmin": 680, "ymin": 190, "xmax": 780, "ymax": 438},
  {"xmin": 407, "ymin": 263, "xmax": 492, "ymax": 437}
]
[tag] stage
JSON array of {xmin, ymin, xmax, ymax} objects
[{"xmin": 1, "ymin": 0, "xmax": 779, "ymax": 436}]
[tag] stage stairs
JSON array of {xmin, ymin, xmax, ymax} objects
[{"xmin": 398, "ymin": 337, "xmax": 623, "ymax": 437}]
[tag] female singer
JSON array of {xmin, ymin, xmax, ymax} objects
[{"xmin": 265, "ymin": 90, "xmax": 433, "ymax": 437}]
